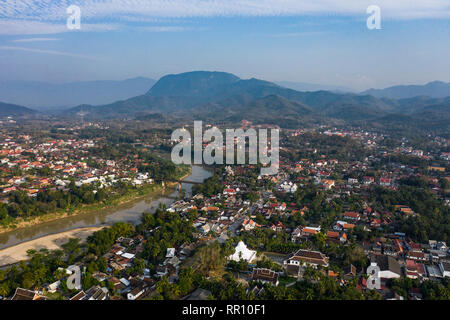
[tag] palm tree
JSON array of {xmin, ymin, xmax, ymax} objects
[{"xmin": 195, "ymin": 243, "xmax": 225, "ymax": 277}]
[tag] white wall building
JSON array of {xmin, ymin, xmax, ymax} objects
[{"xmin": 229, "ymin": 241, "xmax": 256, "ymax": 263}]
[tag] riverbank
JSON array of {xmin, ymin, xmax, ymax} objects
[
  {"xmin": 0, "ymin": 167, "xmax": 192, "ymax": 235},
  {"xmin": 0, "ymin": 226, "xmax": 104, "ymax": 267}
]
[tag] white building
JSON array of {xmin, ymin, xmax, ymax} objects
[
  {"xmin": 439, "ymin": 261, "xmax": 450, "ymax": 278},
  {"xmin": 228, "ymin": 241, "xmax": 256, "ymax": 263},
  {"xmin": 166, "ymin": 248, "xmax": 176, "ymax": 258}
]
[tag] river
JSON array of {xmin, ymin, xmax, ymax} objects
[{"xmin": 0, "ymin": 165, "xmax": 212, "ymax": 250}]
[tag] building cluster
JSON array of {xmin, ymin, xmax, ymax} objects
[
  {"xmin": 2, "ymin": 123, "xmax": 449, "ymax": 300},
  {"xmin": 0, "ymin": 132, "xmax": 154, "ymax": 201}
]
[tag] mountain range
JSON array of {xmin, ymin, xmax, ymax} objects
[
  {"xmin": 0, "ymin": 102, "xmax": 38, "ymax": 118},
  {"xmin": 63, "ymin": 71, "xmax": 449, "ymax": 127},
  {"xmin": 362, "ymin": 81, "xmax": 450, "ymax": 99},
  {"xmin": 1, "ymin": 71, "xmax": 449, "ymax": 133}
]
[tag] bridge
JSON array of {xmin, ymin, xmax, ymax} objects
[
  {"xmin": 178, "ymin": 180, "xmax": 202, "ymax": 185},
  {"xmin": 154, "ymin": 178, "xmax": 202, "ymax": 185},
  {"xmin": 150, "ymin": 178, "xmax": 202, "ymax": 201}
]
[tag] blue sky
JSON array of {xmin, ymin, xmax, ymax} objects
[{"xmin": 0, "ymin": 0, "xmax": 450, "ymax": 91}]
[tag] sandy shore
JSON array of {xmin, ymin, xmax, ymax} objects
[{"xmin": 0, "ymin": 226, "xmax": 104, "ymax": 267}]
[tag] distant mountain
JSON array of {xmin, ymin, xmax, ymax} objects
[
  {"xmin": 362, "ymin": 81, "xmax": 450, "ymax": 99},
  {"xmin": 0, "ymin": 77, "xmax": 156, "ymax": 110},
  {"xmin": 70, "ymin": 72, "xmax": 382, "ymax": 119},
  {"xmin": 67, "ymin": 95, "xmax": 189, "ymax": 119},
  {"xmin": 148, "ymin": 71, "xmax": 387, "ymax": 117},
  {"xmin": 0, "ymin": 101, "xmax": 38, "ymax": 117},
  {"xmin": 62, "ymin": 71, "xmax": 450, "ymax": 130},
  {"xmin": 276, "ymin": 81, "xmax": 353, "ymax": 93},
  {"xmin": 147, "ymin": 71, "xmax": 239, "ymax": 98}
]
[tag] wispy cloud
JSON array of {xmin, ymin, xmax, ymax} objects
[
  {"xmin": 0, "ymin": 20, "xmax": 67, "ymax": 35},
  {"xmin": 12, "ymin": 37, "xmax": 60, "ymax": 42},
  {"xmin": 1, "ymin": 1, "xmax": 449, "ymax": 21},
  {"xmin": 0, "ymin": 19, "xmax": 118, "ymax": 35},
  {"xmin": 0, "ymin": 46, "xmax": 97, "ymax": 60},
  {"xmin": 0, "ymin": 1, "xmax": 449, "ymax": 35}
]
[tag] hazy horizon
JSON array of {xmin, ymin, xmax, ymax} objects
[
  {"xmin": 1, "ymin": 1, "xmax": 450, "ymax": 91},
  {"xmin": 2, "ymin": 72, "xmax": 450, "ymax": 93}
]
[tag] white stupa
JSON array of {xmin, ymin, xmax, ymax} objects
[{"xmin": 229, "ymin": 241, "xmax": 256, "ymax": 263}]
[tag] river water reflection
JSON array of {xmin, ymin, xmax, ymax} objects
[{"xmin": 0, "ymin": 166, "xmax": 212, "ymax": 250}]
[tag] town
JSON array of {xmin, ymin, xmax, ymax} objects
[{"xmin": 0, "ymin": 118, "xmax": 448, "ymax": 300}]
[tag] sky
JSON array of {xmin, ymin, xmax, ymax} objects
[{"xmin": 0, "ymin": 0, "xmax": 450, "ymax": 91}]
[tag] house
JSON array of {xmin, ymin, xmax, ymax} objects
[
  {"xmin": 429, "ymin": 250, "xmax": 446, "ymax": 263},
  {"xmin": 363, "ymin": 176, "xmax": 374, "ymax": 185},
  {"xmin": 70, "ymin": 291, "xmax": 87, "ymax": 300},
  {"xmin": 156, "ymin": 265, "xmax": 168, "ymax": 277},
  {"xmin": 46, "ymin": 280, "xmax": 61, "ymax": 293},
  {"xmin": 278, "ymin": 181, "xmax": 297, "ymax": 193},
  {"xmin": 11, "ymin": 288, "xmax": 46, "ymax": 300},
  {"xmin": 344, "ymin": 211, "xmax": 360, "ymax": 221},
  {"xmin": 334, "ymin": 221, "xmax": 355, "ymax": 231},
  {"xmin": 229, "ymin": 241, "xmax": 257, "ymax": 263},
  {"xmin": 85, "ymin": 286, "xmax": 109, "ymax": 300},
  {"xmin": 379, "ymin": 177, "xmax": 391, "ymax": 186},
  {"xmin": 412, "ymin": 150, "xmax": 423, "ymax": 157},
  {"xmin": 120, "ymin": 277, "xmax": 131, "ymax": 287},
  {"xmin": 165, "ymin": 256, "xmax": 181, "ymax": 269},
  {"xmin": 370, "ymin": 255, "xmax": 402, "ymax": 279},
  {"xmin": 284, "ymin": 249, "xmax": 329, "ymax": 269},
  {"xmin": 439, "ymin": 261, "xmax": 450, "ymax": 278},
  {"xmin": 405, "ymin": 259, "xmax": 426, "ymax": 279},
  {"xmin": 343, "ymin": 264, "xmax": 357, "ymax": 278},
  {"xmin": 395, "ymin": 206, "xmax": 414, "ymax": 216},
  {"xmin": 200, "ymin": 223, "xmax": 212, "ymax": 235},
  {"xmin": 223, "ymin": 188, "xmax": 236, "ymax": 195},
  {"xmin": 370, "ymin": 219, "xmax": 382, "ymax": 229},
  {"xmin": 270, "ymin": 221, "xmax": 285, "ymax": 232},
  {"xmin": 242, "ymin": 219, "xmax": 257, "ymax": 231},
  {"xmin": 127, "ymin": 284, "xmax": 148, "ymax": 300},
  {"xmin": 426, "ymin": 265, "xmax": 443, "ymax": 278},
  {"xmin": 326, "ymin": 231, "xmax": 347, "ymax": 244},
  {"xmin": 166, "ymin": 248, "xmax": 176, "ymax": 258},
  {"xmin": 322, "ymin": 179, "xmax": 335, "ymax": 190},
  {"xmin": 406, "ymin": 251, "xmax": 427, "ymax": 262},
  {"xmin": 429, "ymin": 240, "xmax": 447, "ymax": 252},
  {"xmin": 251, "ymin": 268, "xmax": 279, "ymax": 286},
  {"xmin": 179, "ymin": 242, "xmax": 196, "ymax": 257},
  {"xmin": 315, "ymin": 160, "xmax": 327, "ymax": 167},
  {"xmin": 406, "ymin": 239, "xmax": 422, "ymax": 252}
]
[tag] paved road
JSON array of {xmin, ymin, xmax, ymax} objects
[{"xmin": 229, "ymin": 216, "xmax": 245, "ymax": 236}]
